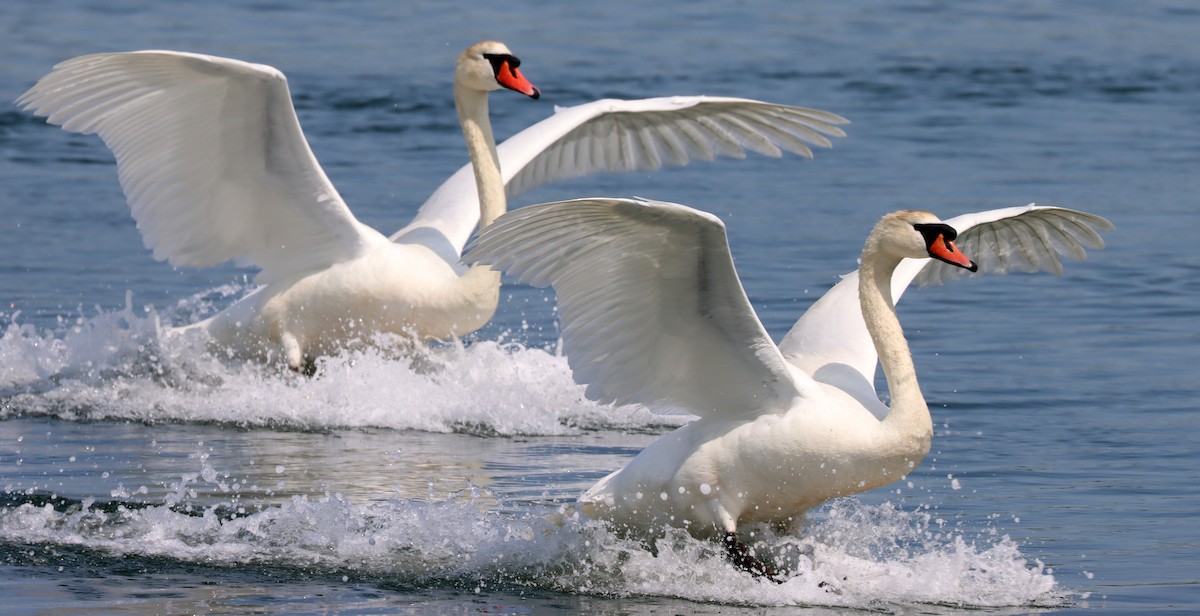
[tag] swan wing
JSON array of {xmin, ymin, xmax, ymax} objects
[
  {"xmin": 778, "ymin": 205, "xmax": 1113, "ymax": 400},
  {"xmin": 464, "ymin": 197, "xmax": 813, "ymax": 418},
  {"xmin": 17, "ymin": 51, "xmax": 380, "ymax": 284},
  {"xmin": 397, "ymin": 96, "xmax": 848, "ymax": 255},
  {"xmin": 913, "ymin": 204, "xmax": 1113, "ymax": 286}
]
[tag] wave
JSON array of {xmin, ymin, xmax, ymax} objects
[
  {"xmin": 1, "ymin": 287, "xmax": 1068, "ymax": 610},
  {"xmin": 0, "ymin": 290, "xmax": 684, "ymax": 436},
  {"xmin": 0, "ymin": 489, "xmax": 1064, "ymax": 610}
]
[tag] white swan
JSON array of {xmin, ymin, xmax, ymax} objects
[
  {"xmin": 17, "ymin": 44, "xmax": 847, "ymax": 371},
  {"xmin": 464, "ymin": 197, "xmax": 1112, "ymax": 576}
]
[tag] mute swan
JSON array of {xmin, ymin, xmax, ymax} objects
[
  {"xmin": 17, "ymin": 45, "xmax": 847, "ymax": 371},
  {"xmin": 464, "ymin": 197, "xmax": 1112, "ymax": 577}
]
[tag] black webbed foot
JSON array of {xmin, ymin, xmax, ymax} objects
[
  {"xmin": 289, "ymin": 356, "xmax": 318, "ymax": 377},
  {"xmin": 723, "ymin": 532, "xmax": 784, "ymax": 584}
]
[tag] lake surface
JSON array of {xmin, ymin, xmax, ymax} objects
[{"xmin": 1, "ymin": 1, "xmax": 1197, "ymax": 613}]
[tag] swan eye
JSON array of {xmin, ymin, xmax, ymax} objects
[
  {"xmin": 483, "ymin": 53, "xmax": 520, "ymax": 75},
  {"xmin": 913, "ymin": 222, "xmax": 957, "ymax": 247}
]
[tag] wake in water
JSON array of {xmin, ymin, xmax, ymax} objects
[
  {"xmin": 0, "ymin": 486, "xmax": 1063, "ymax": 610},
  {"xmin": 0, "ymin": 292, "xmax": 1065, "ymax": 609},
  {"xmin": 0, "ymin": 289, "xmax": 681, "ymax": 436}
]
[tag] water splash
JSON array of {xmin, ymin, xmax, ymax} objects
[
  {"xmin": 0, "ymin": 296, "xmax": 681, "ymax": 436},
  {"xmin": 0, "ymin": 489, "xmax": 1063, "ymax": 610},
  {"xmin": 1, "ymin": 291, "xmax": 1064, "ymax": 610}
]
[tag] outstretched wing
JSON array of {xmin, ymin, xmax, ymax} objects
[
  {"xmin": 464, "ymin": 197, "xmax": 814, "ymax": 418},
  {"xmin": 396, "ymin": 97, "xmax": 848, "ymax": 255},
  {"xmin": 18, "ymin": 51, "xmax": 382, "ymax": 283},
  {"xmin": 778, "ymin": 205, "xmax": 1113, "ymax": 408},
  {"xmin": 914, "ymin": 205, "xmax": 1112, "ymax": 286}
]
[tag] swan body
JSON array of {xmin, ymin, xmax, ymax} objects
[
  {"xmin": 465, "ymin": 198, "xmax": 1112, "ymax": 546},
  {"xmin": 18, "ymin": 47, "xmax": 847, "ymax": 370}
]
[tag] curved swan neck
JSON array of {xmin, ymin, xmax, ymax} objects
[
  {"xmin": 454, "ymin": 85, "xmax": 506, "ymax": 229},
  {"xmin": 452, "ymin": 82, "xmax": 506, "ymax": 298},
  {"xmin": 858, "ymin": 245, "xmax": 932, "ymax": 440}
]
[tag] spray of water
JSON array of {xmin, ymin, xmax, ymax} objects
[{"xmin": 0, "ymin": 293, "xmax": 1064, "ymax": 609}]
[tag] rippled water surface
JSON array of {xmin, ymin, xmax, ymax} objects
[{"xmin": 1, "ymin": 1, "xmax": 1197, "ymax": 613}]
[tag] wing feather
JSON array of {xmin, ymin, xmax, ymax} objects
[
  {"xmin": 649, "ymin": 122, "xmax": 691, "ymax": 166},
  {"xmin": 728, "ymin": 108, "xmax": 819, "ymax": 156},
  {"xmin": 465, "ymin": 197, "xmax": 814, "ymax": 417},
  {"xmin": 397, "ymin": 97, "xmax": 848, "ymax": 255},
  {"xmin": 913, "ymin": 205, "xmax": 1112, "ymax": 287},
  {"xmin": 18, "ymin": 51, "xmax": 380, "ymax": 283},
  {"xmin": 778, "ymin": 205, "xmax": 1113, "ymax": 401}
]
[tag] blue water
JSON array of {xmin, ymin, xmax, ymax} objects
[{"xmin": 1, "ymin": 0, "xmax": 1197, "ymax": 613}]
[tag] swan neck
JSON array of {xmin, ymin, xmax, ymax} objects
[
  {"xmin": 454, "ymin": 84, "xmax": 506, "ymax": 229},
  {"xmin": 859, "ymin": 248, "xmax": 932, "ymax": 442}
]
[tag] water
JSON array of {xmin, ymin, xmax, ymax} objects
[{"xmin": 1, "ymin": 0, "xmax": 1197, "ymax": 612}]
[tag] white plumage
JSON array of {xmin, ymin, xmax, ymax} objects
[
  {"xmin": 20, "ymin": 51, "xmax": 377, "ymax": 285},
  {"xmin": 465, "ymin": 197, "xmax": 1111, "ymax": 575},
  {"xmin": 18, "ymin": 46, "xmax": 846, "ymax": 370},
  {"xmin": 778, "ymin": 204, "xmax": 1113, "ymax": 411},
  {"xmin": 395, "ymin": 95, "xmax": 848, "ymax": 260}
]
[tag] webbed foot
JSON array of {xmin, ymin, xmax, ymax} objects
[{"xmin": 723, "ymin": 532, "xmax": 783, "ymax": 584}]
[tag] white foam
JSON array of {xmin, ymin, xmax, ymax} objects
[
  {"xmin": 0, "ymin": 491, "xmax": 1063, "ymax": 610},
  {"xmin": 0, "ymin": 292, "xmax": 1065, "ymax": 608},
  {"xmin": 0, "ymin": 295, "xmax": 683, "ymax": 436}
]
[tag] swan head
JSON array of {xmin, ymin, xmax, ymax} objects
[
  {"xmin": 870, "ymin": 210, "xmax": 978, "ymax": 271},
  {"xmin": 456, "ymin": 41, "xmax": 541, "ymax": 99}
]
